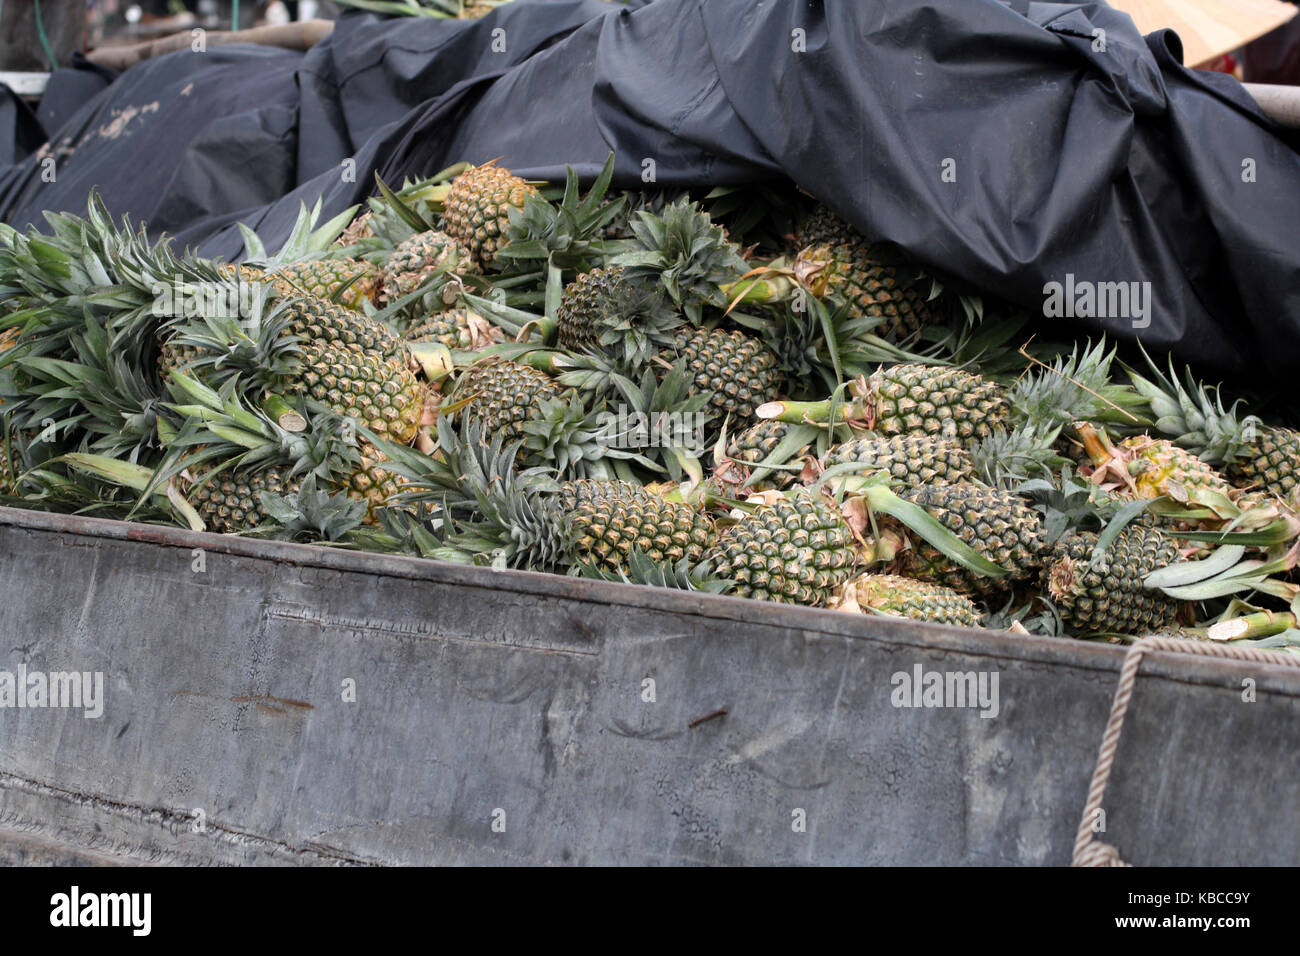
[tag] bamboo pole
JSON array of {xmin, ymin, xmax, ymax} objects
[{"xmin": 84, "ymin": 19, "xmax": 334, "ymax": 71}]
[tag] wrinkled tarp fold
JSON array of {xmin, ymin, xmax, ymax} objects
[{"xmin": 1, "ymin": 0, "xmax": 1297, "ymax": 377}]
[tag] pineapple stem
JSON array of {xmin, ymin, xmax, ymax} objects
[
  {"xmin": 757, "ymin": 398, "xmax": 866, "ymax": 425},
  {"xmin": 1205, "ymin": 610, "xmax": 1298, "ymax": 642},
  {"xmin": 1075, "ymin": 421, "xmax": 1115, "ymax": 466}
]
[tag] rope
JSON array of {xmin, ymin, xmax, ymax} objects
[
  {"xmin": 33, "ymin": 0, "xmax": 59, "ymax": 72},
  {"xmin": 1072, "ymin": 635, "xmax": 1300, "ymax": 867}
]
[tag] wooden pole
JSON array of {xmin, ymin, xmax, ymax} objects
[{"xmin": 84, "ymin": 19, "xmax": 335, "ymax": 71}]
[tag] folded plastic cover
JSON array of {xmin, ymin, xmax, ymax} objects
[{"xmin": 1, "ymin": 0, "xmax": 1297, "ymax": 377}]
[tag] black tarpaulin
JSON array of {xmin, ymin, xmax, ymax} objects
[{"xmin": 1, "ymin": 0, "xmax": 1298, "ymax": 378}]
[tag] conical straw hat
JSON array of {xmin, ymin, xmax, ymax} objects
[{"xmin": 1109, "ymin": 0, "xmax": 1297, "ymax": 66}]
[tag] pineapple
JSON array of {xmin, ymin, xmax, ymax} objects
[
  {"xmin": 187, "ymin": 466, "xmax": 299, "ymax": 535},
  {"xmin": 404, "ymin": 308, "xmax": 502, "ymax": 351},
  {"xmin": 822, "ymin": 435, "xmax": 973, "ymax": 487},
  {"xmin": 336, "ymin": 210, "xmax": 375, "ymax": 248},
  {"xmin": 1129, "ymin": 358, "xmax": 1300, "ymax": 504},
  {"xmin": 706, "ymin": 491, "xmax": 857, "ymax": 605},
  {"xmin": 1227, "ymin": 429, "xmax": 1300, "ymax": 504},
  {"xmin": 759, "ymin": 364, "xmax": 1009, "ymax": 445},
  {"xmin": 453, "ymin": 356, "xmax": 565, "ymax": 445},
  {"xmin": 167, "ymin": 378, "xmax": 420, "ymax": 533},
  {"xmin": 793, "ymin": 203, "xmax": 862, "ymax": 250},
  {"xmin": 273, "ymin": 257, "xmax": 380, "ymax": 311},
  {"xmin": 833, "ymin": 573, "xmax": 982, "ymax": 628},
  {"xmin": 442, "ymin": 162, "xmax": 541, "ymax": 269},
  {"xmin": 562, "ymin": 479, "xmax": 714, "ymax": 573},
  {"xmin": 436, "ymin": 430, "xmax": 705, "ymax": 571},
  {"xmin": 664, "ymin": 327, "xmax": 782, "ymax": 424},
  {"xmin": 893, "ymin": 482, "xmax": 1045, "ymax": 595},
  {"xmin": 237, "ymin": 198, "xmax": 380, "ymax": 310},
  {"xmin": 1044, "ymin": 526, "xmax": 1183, "ymax": 635},
  {"xmin": 380, "ymin": 229, "xmax": 477, "ymax": 301},
  {"xmin": 794, "ymin": 241, "xmax": 941, "ymax": 343},
  {"xmin": 300, "ymin": 343, "xmax": 424, "ymax": 446},
  {"xmin": 1076, "ymin": 423, "xmax": 1242, "ymax": 518},
  {"xmin": 719, "ymin": 420, "xmax": 811, "ymax": 491},
  {"xmin": 555, "ymin": 265, "xmax": 680, "ymax": 366},
  {"xmin": 282, "ymin": 294, "xmax": 407, "ymax": 364},
  {"xmin": 160, "ymin": 286, "xmax": 424, "ymax": 448},
  {"xmin": 346, "ymin": 441, "xmax": 425, "ymax": 522}
]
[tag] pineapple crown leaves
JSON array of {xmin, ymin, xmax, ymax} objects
[
  {"xmin": 435, "ymin": 419, "xmax": 569, "ymax": 571},
  {"xmin": 239, "ymin": 198, "xmax": 359, "ymax": 267},
  {"xmin": 255, "ymin": 472, "xmax": 368, "ymax": 543},
  {"xmin": 582, "ymin": 276, "xmax": 684, "ymax": 371},
  {"xmin": 519, "ymin": 394, "xmax": 660, "ymax": 480},
  {"xmin": 500, "ymin": 154, "xmax": 626, "ymax": 270},
  {"xmin": 970, "ymin": 423, "xmax": 1065, "ymax": 490},
  {"xmin": 9, "ymin": 310, "xmax": 168, "ymax": 461},
  {"xmin": 1007, "ymin": 339, "xmax": 1147, "ymax": 433},
  {"xmin": 159, "ymin": 286, "xmax": 302, "ymax": 393},
  {"xmin": 351, "ymin": 505, "xmax": 465, "ymax": 563},
  {"xmin": 574, "ymin": 547, "xmax": 733, "ymax": 594},
  {"xmin": 1124, "ymin": 344, "xmax": 1258, "ymax": 464},
  {"xmin": 0, "ymin": 193, "xmax": 126, "ymax": 301},
  {"xmin": 981, "ymin": 592, "xmax": 1067, "ymax": 636},
  {"xmin": 56, "ymin": 451, "xmax": 204, "ymax": 530},
  {"xmin": 611, "ymin": 198, "xmax": 749, "ymax": 323},
  {"xmin": 701, "ymin": 181, "xmax": 803, "ymax": 249},
  {"xmin": 1017, "ymin": 464, "xmax": 1150, "ymax": 550},
  {"xmin": 607, "ymin": 362, "xmax": 711, "ymax": 483},
  {"xmin": 358, "ymin": 168, "xmax": 461, "ymax": 250},
  {"xmin": 1143, "ymin": 544, "xmax": 1300, "ymax": 604},
  {"xmin": 161, "ymin": 372, "xmax": 339, "ymax": 487}
]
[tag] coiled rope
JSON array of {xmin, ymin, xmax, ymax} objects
[{"xmin": 1072, "ymin": 635, "xmax": 1300, "ymax": 866}]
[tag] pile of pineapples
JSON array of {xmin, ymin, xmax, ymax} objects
[{"xmin": 3, "ymin": 156, "xmax": 1300, "ymax": 648}]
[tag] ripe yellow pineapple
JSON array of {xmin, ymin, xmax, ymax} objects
[{"xmin": 442, "ymin": 162, "xmax": 540, "ymax": 269}]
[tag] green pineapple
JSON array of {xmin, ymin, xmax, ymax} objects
[
  {"xmin": 1129, "ymin": 356, "xmax": 1300, "ymax": 504},
  {"xmin": 188, "ymin": 466, "xmax": 300, "ymax": 535},
  {"xmin": 822, "ymin": 435, "xmax": 973, "ymax": 487},
  {"xmin": 562, "ymin": 479, "xmax": 714, "ymax": 573},
  {"xmin": 720, "ymin": 420, "xmax": 812, "ymax": 491},
  {"xmin": 273, "ymin": 257, "xmax": 380, "ymax": 311},
  {"xmin": 404, "ymin": 308, "xmax": 501, "ymax": 351},
  {"xmin": 759, "ymin": 364, "xmax": 1009, "ymax": 445},
  {"xmin": 664, "ymin": 327, "xmax": 783, "ymax": 424},
  {"xmin": 793, "ymin": 203, "xmax": 862, "ymax": 251},
  {"xmin": 893, "ymin": 482, "xmax": 1045, "ymax": 595},
  {"xmin": 555, "ymin": 265, "xmax": 680, "ymax": 367},
  {"xmin": 794, "ymin": 241, "xmax": 941, "ymax": 343},
  {"xmin": 705, "ymin": 491, "xmax": 857, "ymax": 605},
  {"xmin": 1044, "ymin": 526, "xmax": 1183, "ymax": 635},
  {"xmin": 834, "ymin": 573, "xmax": 982, "ymax": 628},
  {"xmin": 380, "ymin": 229, "xmax": 477, "ymax": 301},
  {"xmin": 453, "ymin": 356, "xmax": 565, "ymax": 445}
]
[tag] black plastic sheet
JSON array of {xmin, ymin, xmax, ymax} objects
[{"xmin": 1, "ymin": 0, "xmax": 1298, "ymax": 378}]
